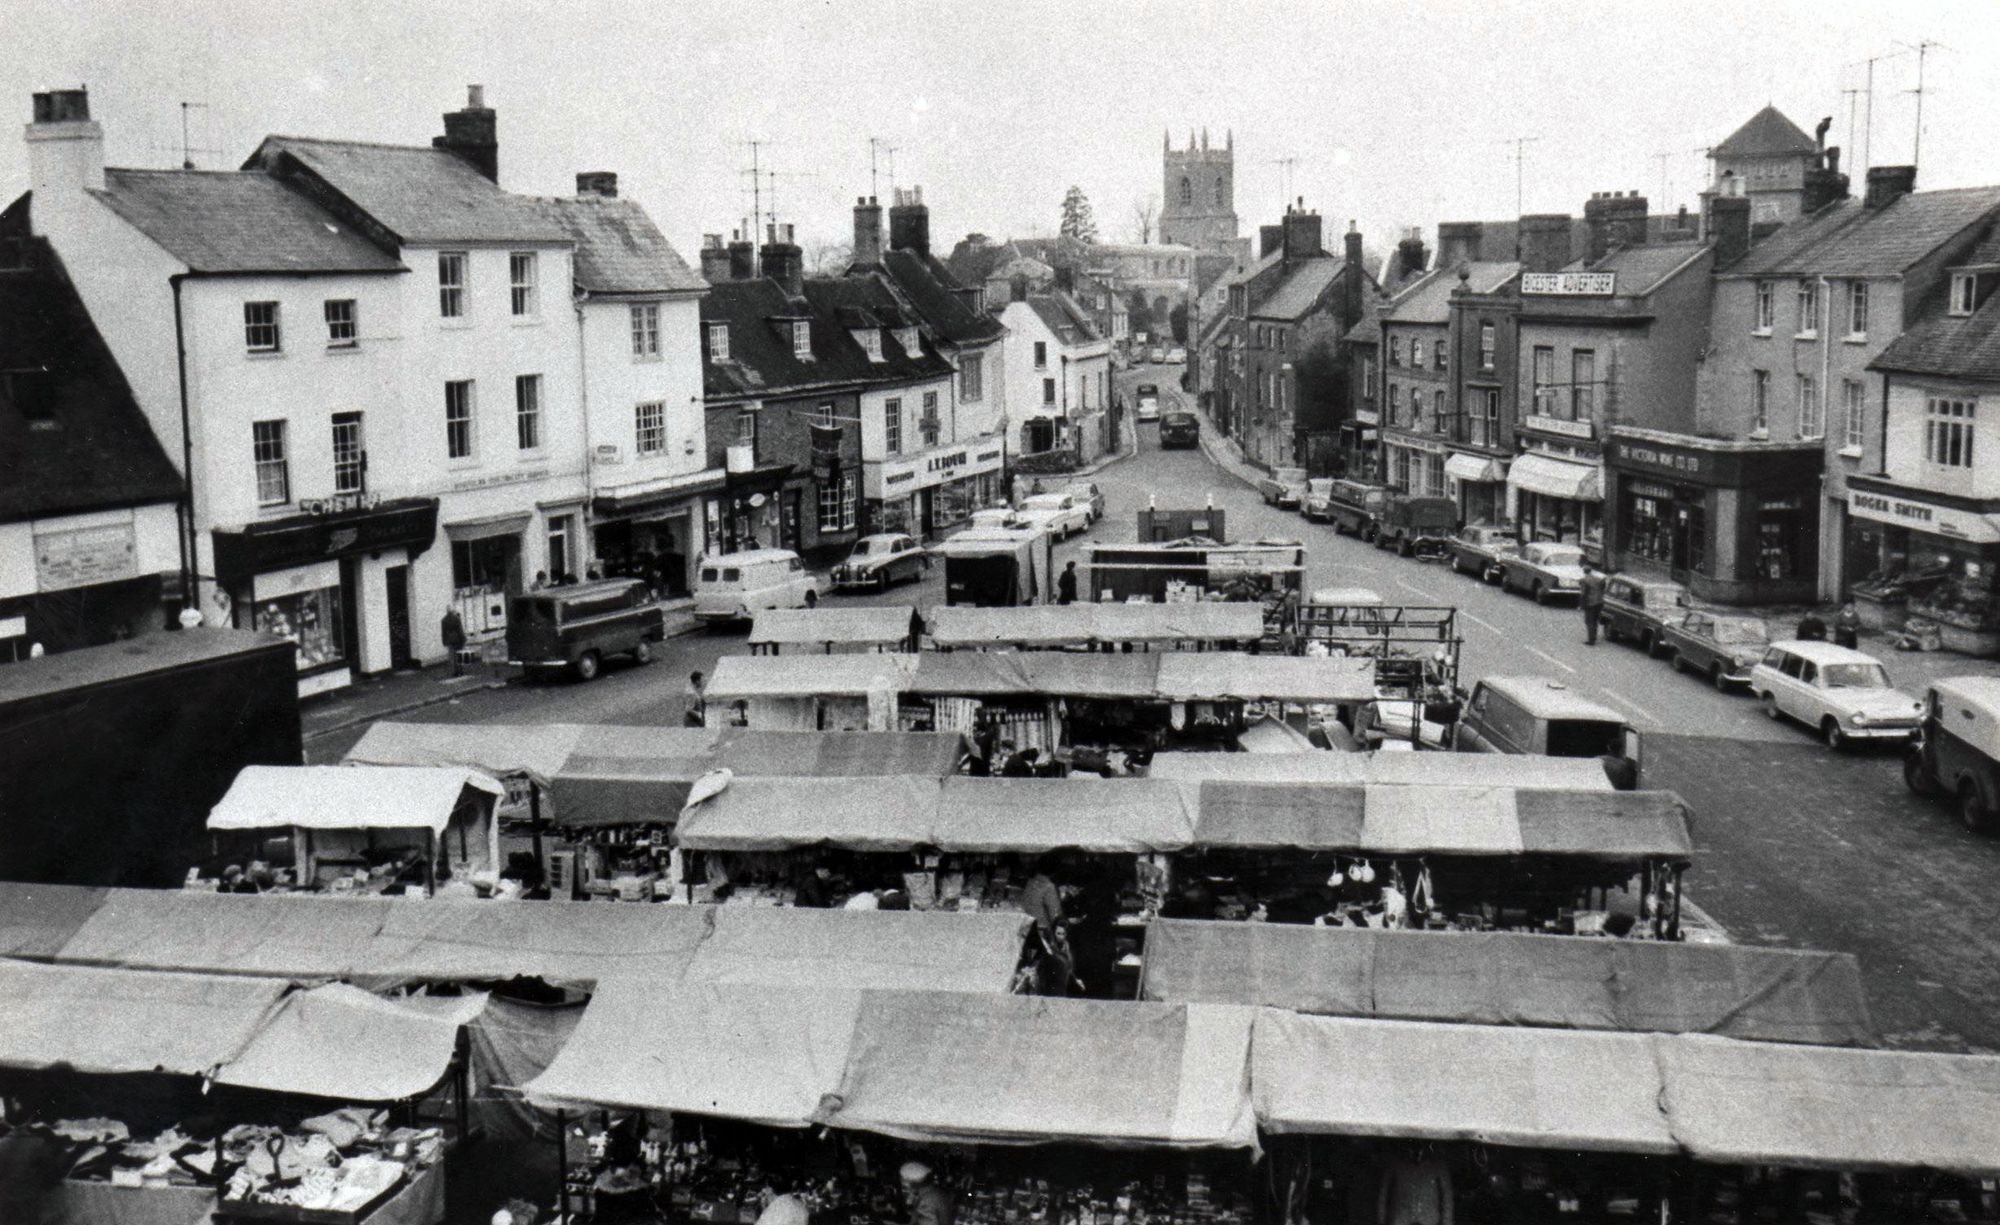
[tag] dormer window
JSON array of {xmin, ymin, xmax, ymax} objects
[
  {"xmin": 897, "ymin": 326, "xmax": 920, "ymax": 353},
  {"xmin": 857, "ymin": 329, "xmax": 884, "ymax": 361},
  {"xmin": 791, "ymin": 321, "xmax": 812, "ymax": 358},
  {"xmin": 706, "ymin": 323, "xmax": 729, "ymax": 362},
  {"xmin": 1952, "ymin": 273, "xmax": 1977, "ymax": 317}
]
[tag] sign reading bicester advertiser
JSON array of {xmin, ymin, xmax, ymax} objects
[{"xmin": 1522, "ymin": 271, "xmax": 1617, "ymax": 296}]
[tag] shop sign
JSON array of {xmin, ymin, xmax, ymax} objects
[
  {"xmin": 1394, "ymin": 434, "xmax": 1448, "ymax": 456},
  {"xmin": 34, "ymin": 522, "xmax": 137, "ymax": 592},
  {"xmin": 1613, "ymin": 441, "xmax": 1704, "ymax": 477},
  {"xmin": 863, "ymin": 439, "xmax": 1005, "ymax": 499},
  {"xmin": 451, "ymin": 468, "xmax": 550, "ymax": 493},
  {"xmin": 1522, "ymin": 271, "xmax": 1617, "ymax": 296},
  {"xmin": 1626, "ymin": 481, "xmax": 1676, "ymax": 500},
  {"xmin": 1524, "ymin": 415, "xmax": 1595, "ymax": 440},
  {"xmin": 1850, "ymin": 490, "xmax": 2000, "ymax": 543},
  {"xmin": 297, "ymin": 492, "xmax": 382, "ymax": 516}
]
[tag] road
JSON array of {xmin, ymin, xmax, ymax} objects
[{"xmin": 310, "ymin": 363, "xmax": 2000, "ymax": 1054}]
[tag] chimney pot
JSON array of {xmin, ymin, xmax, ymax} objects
[
  {"xmin": 435, "ymin": 87, "xmax": 499, "ymax": 182},
  {"xmin": 888, "ymin": 187, "xmax": 931, "ymax": 256},
  {"xmin": 467, "ymin": 84, "xmax": 485, "ymax": 109},
  {"xmin": 575, "ymin": 171, "xmax": 618, "ymax": 198}
]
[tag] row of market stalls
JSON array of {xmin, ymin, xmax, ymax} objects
[{"xmin": 747, "ymin": 604, "xmax": 1270, "ymax": 655}]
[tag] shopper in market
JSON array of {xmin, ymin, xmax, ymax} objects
[
  {"xmin": 1058, "ymin": 561, "xmax": 1078, "ymax": 605},
  {"xmin": 794, "ymin": 863, "xmax": 839, "ymax": 908},
  {"xmin": 1833, "ymin": 600, "xmax": 1863, "ymax": 649},
  {"xmin": 900, "ymin": 1161, "xmax": 956, "ymax": 1225},
  {"xmin": 0, "ymin": 1094, "xmax": 65, "ymax": 1225},
  {"xmin": 685, "ymin": 670, "xmax": 707, "ymax": 727},
  {"xmin": 1578, "ymin": 563, "xmax": 1607, "ymax": 646}
]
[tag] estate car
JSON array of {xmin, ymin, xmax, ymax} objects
[
  {"xmin": 1748, "ymin": 641, "xmax": 1923, "ymax": 750},
  {"xmin": 1498, "ymin": 542, "xmax": 1588, "ymax": 604},
  {"xmin": 1448, "ymin": 524, "xmax": 1518, "ymax": 582},
  {"xmin": 1600, "ymin": 576, "xmax": 1691, "ymax": 655},
  {"xmin": 1660, "ymin": 611, "xmax": 1772, "ymax": 692}
]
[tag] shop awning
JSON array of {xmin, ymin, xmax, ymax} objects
[
  {"xmin": 933, "ymin": 777, "xmax": 1196, "ymax": 853},
  {"xmin": 1252, "ymin": 1010, "xmax": 1679, "ymax": 1154},
  {"xmin": 1186, "ymin": 782, "xmax": 1692, "ymax": 858},
  {"xmin": 0, "ymin": 960, "xmax": 288, "ymax": 1076},
  {"xmin": 1658, "ymin": 1035, "xmax": 2000, "ymax": 1174},
  {"xmin": 703, "ymin": 653, "xmax": 917, "ymax": 700},
  {"xmin": 749, "ymin": 607, "xmax": 917, "ymax": 649},
  {"xmin": 1147, "ymin": 752, "xmax": 1613, "ymax": 790},
  {"xmin": 524, "ymin": 980, "xmax": 865, "ymax": 1127},
  {"xmin": 1153, "ymin": 654, "xmax": 1377, "ymax": 703},
  {"xmin": 823, "ymin": 991, "xmax": 1258, "ymax": 1149},
  {"xmin": 674, "ymin": 775, "xmax": 941, "ymax": 851},
  {"xmin": 0, "ymin": 881, "xmax": 108, "ymax": 960},
  {"xmin": 684, "ymin": 908, "xmax": 1031, "ymax": 993},
  {"xmin": 1445, "ymin": 453, "xmax": 1507, "ymax": 484},
  {"xmin": 216, "ymin": 983, "xmax": 484, "ymax": 1101},
  {"xmin": 206, "ymin": 765, "xmax": 504, "ymax": 836},
  {"xmin": 343, "ymin": 721, "xmax": 583, "ymax": 786},
  {"xmin": 924, "ymin": 603, "xmax": 1265, "ymax": 649},
  {"xmin": 1507, "ymin": 452, "xmax": 1601, "ymax": 501},
  {"xmin": 1138, "ymin": 921, "xmax": 1875, "ymax": 1046}
]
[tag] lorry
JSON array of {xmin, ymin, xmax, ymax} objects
[
  {"xmin": 1373, "ymin": 494, "xmax": 1458, "ymax": 559},
  {"xmin": 0, "ymin": 629, "xmax": 303, "ymax": 886},
  {"xmin": 935, "ymin": 524, "xmax": 1055, "ymax": 606}
]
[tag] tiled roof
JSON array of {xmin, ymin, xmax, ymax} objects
[
  {"xmin": 1712, "ymin": 106, "xmax": 1818, "ymax": 160},
  {"xmin": 1382, "ymin": 261, "xmax": 1519, "ymax": 324},
  {"xmin": 0, "ymin": 218, "xmax": 184, "ymax": 522},
  {"xmin": 878, "ymin": 249, "xmax": 1004, "ymax": 345},
  {"xmin": 91, "ymin": 169, "xmax": 402, "ymax": 275},
  {"xmin": 250, "ymin": 136, "xmax": 569, "ymax": 245},
  {"xmin": 1729, "ymin": 186, "xmax": 2000, "ymax": 278},
  {"xmin": 534, "ymin": 196, "xmax": 703, "ymax": 295},
  {"xmin": 944, "ymin": 238, "xmax": 1014, "ymax": 287},
  {"xmin": 1249, "ymin": 258, "xmax": 1345, "ymax": 321},
  {"xmin": 699, "ymin": 275, "xmax": 952, "ymax": 400},
  {"xmin": 1589, "ymin": 243, "xmax": 1707, "ymax": 295},
  {"xmin": 1025, "ymin": 292, "xmax": 1102, "ymax": 345},
  {"xmin": 1871, "ymin": 293, "xmax": 2000, "ymax": 382}
]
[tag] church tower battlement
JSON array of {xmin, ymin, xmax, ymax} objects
[{"xmin": 1160, "ymin": 127, "xmax": 1239, "ymax": 252}]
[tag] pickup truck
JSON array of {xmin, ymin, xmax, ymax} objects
[
  {"xmin": 1256, "ymin": 466, "xmax": 1310, "ymax": 509},
  {"xmin": 1374, "ymin": 494, "xmax": 1458, "ymax": 559}
]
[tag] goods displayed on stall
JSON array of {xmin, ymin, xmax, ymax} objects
[
  {"xmin": 923, "ymin": 603, "xmax": 1267, "ymax": 653},
  {"xmin": 748, "ymin": 607, "xmax": 919, "ymax": 655},
  {"xmin": 217, "ymin": 1111, "xmax": 444, "ymax": 1218}
]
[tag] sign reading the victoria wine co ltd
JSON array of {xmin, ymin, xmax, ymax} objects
[{"xmin": 1521, "ymin": 272, "xmax": 1617, "ymax": 296}]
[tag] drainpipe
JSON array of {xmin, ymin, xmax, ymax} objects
[
  {"xmin": 575, "ymin": 290, "xmax": 594, "ymax": 571},
  {"xmin": 170, "ymin": 274, "xmax": 199, "ymax": 618},
  {"xmin": 1820, "ymin": 275, "xmax": 1835, "ymax": 595}
]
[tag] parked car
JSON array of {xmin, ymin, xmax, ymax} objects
[
  {"xmin": 1256, "ymin": 466, "xmax": 1310, "ymax": 509},
  {"xmin": 1447, "ymin": 524, "xmax": 1518, "ymax": 582},
  {"xmin": 1148, "ymin": 346, "xmax": 1166, "ymax": 363},
  {"xmin": 832, "ymin": 533, "xmax": 928, "ymax": 591},
  {"xmin": 1165, "ymin": 346, "xmax": 1187, "ymax": 364},
  {"xmin": 1062, "ymin": 481, "xmax": 1106, "ymax": 524},
  {"xmin": 1747, "ymin": 640, "xmax": 1924, "ymax": 750},
  {"xmin": 1135, "ymin": 383, "xmax": 1161, "ymax": 422},
  {"xmin": 1453, "ymin": 675, "xmax": 1642, "ymax": 789},
  {"xmin": 507, "ymin": 578, "xmax": 663, "ymax": 681},
  {"xmin": 1905, "ymin": 677, "xmax": 2000, "ymax": 832},
  {"xmin": 692, "ymin": 548, "xmax": 820, "ymax": 623},
  {"xmin": 1374, "ymin": 494, "xmax": 1457, "ymax": 559},
  {"xmin": 1498, "ymin": 542, "xmax": 1588, "ymax": 603},
  {"xmin": 1017, "ymin": 492, "xmax": 1092, "ymax": 539},
  {"xmin": 967, "ymin": 507, "xmax": 1024, "ymax": 531},
  {"xmin": 1158, "ymin": 411, "xmax": 1200, "ymax": 449},
  {"xmin": 1600, "ymin": 576, "xmax": 1691, "ymax": 655},
  {"xmin": 1660, "ymin": 611, "xmax": 1772, "ymax": 691},
  {"xmin": 1321, "ymin": 478, "xmax": 1388, "ymax": 539}
]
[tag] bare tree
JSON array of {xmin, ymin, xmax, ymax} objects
[
  {"xmin": 805, "ymin": 239, "xmax": 854, "ymax": 276},
  {"xmin": 1133, "ymin": 196, "xmax": 1158, "ymax": 244}
]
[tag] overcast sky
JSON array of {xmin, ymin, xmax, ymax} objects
[{"xmin": 6, "ymin": 1, "xmax": 1997, "ymax": 264}]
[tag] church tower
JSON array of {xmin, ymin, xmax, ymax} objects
[{"xmin": 1159, "ymin": 127, "xmax": 1239, "ymax": 251}]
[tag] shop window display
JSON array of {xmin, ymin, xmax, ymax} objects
[{"xmin": 254, "ymin": 586, "xmax": 344, "ymax": 672}]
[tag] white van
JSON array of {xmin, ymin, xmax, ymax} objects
[{"xmin": 692, "ymin": 549, "xmax": 821, "ymax": 623}]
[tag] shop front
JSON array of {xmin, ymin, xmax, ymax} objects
[
  {"xmin": 1444, "ymin": 452, "xmax": 1507, "ymax": 525},
  {"xmin": 444, "ymin": 512, "xmax": 529, "ymax": 646},
  {"xmin": 1842, "ymin": 476, "xmax": 2000, "ymax": 653},
  {"xmin": 211, "ymin": 496, "xmax": 439, "ymax": 696},
  {"xmin": 1606, "ymin": 430, "xmax": 1821, "ymax": 606},
  {"xmin": 864, "ymin": 435, "xmax": 1007, "ymax": 538},
  {"xmin": 703, "ymin": 463, "xmax": 801, "ymax": 557},
  {"xmin": 0, "ymin": 504, "xmax": 181, "ymax": 657},
  {"xmin": 591, "ymin": 468, "xmax": 727, "ymax": 599},
  {"xmin": 1507, "ymin": 446, "xmax": 1602, "ymax": 558}
]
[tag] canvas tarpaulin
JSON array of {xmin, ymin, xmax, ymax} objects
[
  {"xmin": 923, "ymin": 603, "xmax": 1264, "ymax": 649},
  {"xmin": 823, "ymin": 991, "xmax": 1257, "ymax": 1149},
  {"xmin": 1252, "ymin": 1009, "xmax": 1679, "ymax": 1154},
  {"xmin": 216, "ymin": 983, "xmax": 482, "ymax": 1101},
  {"xmin": 56, "ymin": 889, "xmax": 394, "ymax": 982},
  {"xmin": 206, "ymin": 765, "xmax": 504, "ymax": 836},
  {"xmin": 1657, "ymin": 1035, "xmax": 2000, "ymax": 1174},
  {"xmin": 360, "ymin": 900, "xmax": 712, "ymax": 990},
  {"xmin": 341, "ymin": 722, "xmax": 582, "ymax": 787},
  {"xmin": 934, "ymin": 777, "xmax": 1196, "ymax": 852},
  {"xmin": 684, "ymin": 908, "xmax": 1030, "ymax": 993},
  {"xmin": 1153, "ymin": 654, "xmax": 1377, "ymax": 703},
  {"xmin": 909, "ymin": 652, "xmax": 1166, "ymax": 701},
  {"xmin": 467, "ymin": 995, "xmax": 585, "ymax": 1142},
  {"xmin": 750, "ymin": 607, "xmax": 915, "ymax": 649},
  {"xmin": 674, "ymin": 775, "xmax": 940, "ymax": 851},
  {"xmin": 0, "ymin": 881, "xmax": 107, "ymax": 959},
  {"xmin": 703, "ymin": 653, "xmax": 917, "ymax": 699},
  {"xmin": 524, "ymin": 979, "xmax": 865, "ymax": 1127},
  {"xmin": 1146, "ymin": 752, "xmax": 1613, "ymax": 790},
  {"xmin": 1138, "ymin": 921, "xmax": 1875, "ymax": 1046},
  {"xmin": 0, "ymin": 960, "xmax": 288, "ymax": 1076}
]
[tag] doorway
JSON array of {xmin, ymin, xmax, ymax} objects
[
  {"xmin": 386, "ymin": 564, "xmax": 414, "ymax": 668},
  {"xmin": 781, "ymin": 489, "xmax": 802, "ymax": 551}
]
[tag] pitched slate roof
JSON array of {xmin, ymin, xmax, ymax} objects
[
  {"xmin": 700, "ymin": 275, "xmax": 951, "ymax": 400},
  {"xmin": 90, "ymin": 169, "xmax": 402, "ymax": 275},
  {"xmin": 250, "ymin": 136, "xmax": 569, "ymax": 245},
  {"xmin": 1713, "ymin": 106, "xmax": 1818, "ymax": 160},
  {"xmin": 1250, "ymin": 258, "xmax": 1345, "ymax": 321},
  {"xmin": 535, "ymin": 196, "xmax": 703, "ymax": 295},
  {"xmin": 1729, "ymin": 186, "xmax": 2000, "ymax": 279},
  {"xmin": 0, "ymin": 223, "xmax": 184, "ymax": 522},
  {"xmin": 878, "ymin": 249, "xmax": 1004, "ymax": 345},
  {"xmin": 944, "ymin": 238, "xmax": 1014, "ymax": 287},
  {"xmin": 1381, "ymin": 261, "xmax": 1519, "ymax": 325},
  {"xmin": 1871, "ymin": 295, "xmax": 2000, "ymax": 383},
  {"xmin": 1588, "ymin": 243, "xmax": 1708, "ymax": 296},
  {"xmin": 1025, "ymin": 292, "xmax": 1102, "ymax": 344}
]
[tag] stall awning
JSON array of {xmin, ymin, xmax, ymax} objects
[
  {"xmin": 703, "ymin": 653, "xmax": 917, "ymax": 700},
  {"xmin": 1147, "ymin": 752, "xmax": 1613, "ymax": 790},
  {"xmin": 1658, "ymin": 1035, "xmax": 2000, "ymax": 1174},
  {"xmin": 1252, "ymin": 1010, "xmax": 1679, "ymax": 1154},
  {"xmin": 1153, "ymin": 654, "xmax": 1377, "ymax": 703},
  {"xmin": 1139, "ymin": 922, "xmax": 1875, "ymax": 1046},
  {"xmin": 216, "ymin": 984, "xmax": 483, "ymax": 1101},
  {"xmin": 1186, "ymin": 782, "xmax": 1692, "ymax": 858},
  {"xmin": 749, "ymin": 607, "xmax": 917, "ymax": 649},
  {"xmin": 0, "ymin": 882, "xmax": 108, "ymax": 960},
  {"xmin": 57, "ymin": 889, "xmax": 402, "ymax": 983},
  {"xmin": 934, "ymin": 777, "xmax": 1196, "ymax": 853},
  {"xmin": 823, "ymin": 991, "xmax": 1258, "ymax": 1149},
  {"xmin": 1507, "ymin": 452, "xmax": 1602, "ymax": 502},
  {"xmin": 0, "ymin": 960, "xmax": 288, "ymax": 1076},
  {"xmin": 206, "ymin": 765, "xmax": 504, "ymax": 835},
  {"xmin": 674, "ymin": 775, "xmax": 941, "ymax": 851},
  {"xmin": 1445, "ymin": 453, "xmax": 1507, "ymax": 484},
  {"xmin": 924, "ymin": 603, "xmax": 1265, "ymax": 649},
  {"xmin": 524, "ymin": 980, "xmax": 865, "ymax": 1127},
  {"xmin": 342, "ymin": 722, "xmax": 583, "ymax": 786},
  {"xmin": 684, "ymin": 909, "xmax": 1031, "ymax": 993},
  {"xmin": 361, "ymin": 900, "xmax": 713, "ymax": 990},
  {"xmin": 910, "ymin": 651, "xmax": 1168, "ymax": 701}
]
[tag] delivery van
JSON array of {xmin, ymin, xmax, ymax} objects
[
  {"xmin": 507, "ymin": 578, "xmax": 664, "ymax": 681},
  {"xmin": 692, "ymin": 548, "xmax": 820, "ymax": 623}
]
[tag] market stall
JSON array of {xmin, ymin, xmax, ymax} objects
[
  {"xmin": 701, "ymin": 653, "xmax": 919, "ymax": 731},
  {"xmin": 748, "ymin": 606, "xmax": 918, "ymax": 655},
  {"xmin": 1137, "ymin": 919, "xmax": 1874, "ymax": 1045},
  {"xmin": 924, "ymin": 603, "xmax": 1266, "ymax": 652},
  {"xmin": 1147, "ymin": 750, "xmax": 1615, "ymax": 789},
  {"xmin": 203, "ymin": 765, "xmax": 506, "ymax": 898}
]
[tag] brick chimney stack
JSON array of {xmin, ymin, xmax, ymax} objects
[
  {"xmin": 760, "ymin": 222, "xmax": 804, "ymax": 297},
  {"xmin": 1517, "ymin": 214, "xmax": 1573, "ymax": 274},
  {"xmin": 888, "ymin": 186, "xmax": 929, "ymax": 256},
  {"xmin": 700, "ymin": 234, "xmax": 731, "ymax": 283},
  {"xmin": 575, "ymin": 171, "xmax": 618, "ymax": 199},
  {"xmin": 1281, "ymin": 200, "xmax": 1323, "ymax": 264},
  {"xmin": 1865, "ymin": 165, "xmax": 1917, "ymax": 210},
  {"xmin": 1436, "ymin": 222, "xmax": 1483, "ymax": 271},
  {"xmin": 1707, "ymin": 195, "xmax": 1751, "ymax": 268},
  {"xmin": 1342, "ymin": 221, "xmax": 1364, "ymax": 328},
  {"xmin": 434, "ymin": 84, "xmax": 498, "ymax": 183},
  {"xmin": 1583, "ymin": 191, "xmax": 1648, "ymax": 264},
  {"xmin": 727, "ymin": 229, "xmax": 756, "ymax": 281},
  {"xmin": 853, "ymin": 196, "xmax": 884, "ymax": 266}
]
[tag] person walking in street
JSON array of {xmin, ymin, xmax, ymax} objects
[
  {"xmin": 684, "ymin": 671, "xmax": 707, "ymax": 727},
  {"xmin": 1833, "ymin": 601, "xmax": 1862, "ymax": 649},
  {"xmin": 440, "ymin": 606, "xmax": 467, "ymax": 676},
  {"xmin": 1057, "ymin": 561, "xmax": 1078, "ymax": 605},
  {"xmin": 1579, "ymin": 563, "xmax": 1608, "ymax": 646}
]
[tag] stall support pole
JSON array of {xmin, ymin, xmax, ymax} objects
[
  {"xmin": 555, "ymin": 1109, "xmax": 570, "ymax": 1221},
  {"xmin": 426, "ymin": 831, "xmax": 438, "ymax": 897},
  {"xmin": 530, "ymin": 783, "xmax": 547, "ymax": 879},
  {"xmin": 454, "ymin": 1029, "xmax": 471, "ymax": 1142},
  {"xmin": 1670, "ymin": 865, "xmax": 1684, "ymax": 941}
]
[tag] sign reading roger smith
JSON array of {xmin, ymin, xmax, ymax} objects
[
  {"xmin": 1522, "ymin": 271, "xmax": 1617, "ymax": 296},
  {"xmin": 1850, "ymin": 489, "xmax": 2000, "ymax": 544},
  {"xmin": 35, "ymin": 522, "xmax": 137, "ymax": 592}
]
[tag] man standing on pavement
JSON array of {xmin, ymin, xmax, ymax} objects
[
  {"xmin": 1579, "ymin": 564, "xmax": 1607, "ymax": 646},
  {"xmin": 440, "ymin": 606, "xmax": 467, "ymax": 676},
  {"xmin": 1057, "ymin": 561, "xmax": 1078, "ymax": 605},
  {"xmin": 684, "ymin": 671, "xmax": 706, "ymax": 727}
]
